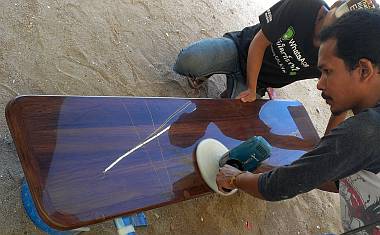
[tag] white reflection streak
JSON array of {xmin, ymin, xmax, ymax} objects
[
  {"xmin": 103, "ymin": 101, "xmax": 194, "ymax": 173},
  {"xmin": 145, "ymin": 101, "xmax": 192, "ymax": 140},
  {"xmin": 103, "ymin": 125, "xmax": 170, "ymax": 173}
]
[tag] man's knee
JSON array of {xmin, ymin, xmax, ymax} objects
[{"xmin": 173, "ymin": 49, "xmax": 201, "ymax": 77}]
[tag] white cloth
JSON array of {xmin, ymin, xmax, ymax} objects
[{"xmin": 340, "ymin": 170, "xmax": 380, "ymax": 234}]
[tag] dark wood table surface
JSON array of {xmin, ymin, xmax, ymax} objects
[{"xmin": 5, "ymin": 96, "xmax": 320, "ymax": 230}]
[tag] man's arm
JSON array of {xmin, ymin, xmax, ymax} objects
[
  {"xmin": 217, "ymin": 112, "xmax": 377, "ymax": 200},
  {"xmin": 216, "ymin": 164, "xmax": 338, "ymax": 202},
  {"xmin": 239, "ymin": 176, "xmax": 338, "ymax": 195},
  {"xmin": 324, "ymin": 111, "xmax": 347, "ymax": 136},
  {"xmin": 237, "ymin": 30, "xmax": 271, "ymax": 102},
  {"xmin": 216, "ymin": 165, "xmax": 266, "ymax": 199}
]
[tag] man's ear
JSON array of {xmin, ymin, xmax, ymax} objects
[{"xmin": 357, "ymin": 59, "xmax": 375, "ymax": 81}]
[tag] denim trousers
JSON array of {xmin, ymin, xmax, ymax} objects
[{"xmin": 173, "ymin": 37, "xmax": 248, "ymax": 98}]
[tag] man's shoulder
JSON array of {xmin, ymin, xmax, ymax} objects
[
  {"xmin": 352, "ymin": 105, "xmax": 380, "ymax": 124},
  {"xmin": 341, "ymin": 106, "xmax": 380, "ymax": 138},
  {"xmin": 285, "ymin": 0, "xmax": 327, "ymax": 9},
  {"xmin": 292, "ymin": 0, "xmax": 327, "ymax": 5}
]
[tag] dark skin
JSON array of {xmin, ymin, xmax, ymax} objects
[{"xmin": 217, "ymin": 38, "xmax": 380, "ymax": 198}]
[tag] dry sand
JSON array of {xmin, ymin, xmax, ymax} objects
[{"xmin": 0, "ymin": 0, "xmax": 343, "ymax": 234}]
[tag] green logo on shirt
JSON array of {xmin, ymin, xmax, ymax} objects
[{"xmin": 282, "ymin": 26, "xmax": 295, "ymax": 41}]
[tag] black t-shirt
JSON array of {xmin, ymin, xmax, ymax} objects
[{"xmin": 224, "ymin": 0, "xmax": 329, "ymax": 89}]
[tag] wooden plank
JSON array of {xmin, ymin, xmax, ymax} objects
[{"xmin": 5, "ymin": 96, "xmax": 320, "ymax": 230}]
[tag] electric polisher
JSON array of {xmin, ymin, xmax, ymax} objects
[{"xmin": 196, "ymin": 136, "xmax": 271, "ymax": 196}]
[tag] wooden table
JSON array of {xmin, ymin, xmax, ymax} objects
[{"xmin": 5, "ymin": 96, "xmax": 320, "ymax": 230}]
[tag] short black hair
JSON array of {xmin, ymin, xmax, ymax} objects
[
  {"xmin": 331, "ymin": 0, "xmax": 346, "ymax": 9},
  {"xmin": 320, "ymin": 9, "xmax": 380, "ymax": 70}
]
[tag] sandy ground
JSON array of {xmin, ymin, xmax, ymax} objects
[{"xmin": 0, "ymin": 0, "xmax": 344, "ymax": 234}]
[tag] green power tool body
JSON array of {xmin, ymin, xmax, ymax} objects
[{"xmin": 218, "ymin": 136, "xmax": 272, "ymax": 172}]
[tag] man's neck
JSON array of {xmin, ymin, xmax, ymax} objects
[{"xmin": 353, "ymin": 85, "xmax": 380, "ymax": 115}]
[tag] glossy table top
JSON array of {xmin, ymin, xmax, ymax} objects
[{"xmin": 6, "ymin": 96, "xmax": 320, "ymax": 230}]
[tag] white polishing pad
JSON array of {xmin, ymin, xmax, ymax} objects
[{"xmin": 196, "ymin": 138, "xmax": 238, "ymax": 196}]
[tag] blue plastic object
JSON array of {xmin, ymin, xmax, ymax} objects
[
  {"xmin": 21, "ymin": 178, "xmax": 75, "ymax": 235},
  {"xmin": 22, "ymin": 178, "xmax": 147, "ymax": 235},
  {"xmin": 114, "ymin": 212, "xmax": 148, "ymax": 235},
  {"xmin": 129, "ymin": 212, "xmax": 148, "ymax": 227}
]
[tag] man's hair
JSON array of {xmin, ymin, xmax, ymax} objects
[
  {"xmin": 331, "ymin": 0, "xmax": 346, "ymax": 9},
  {"xmin": 320, "ymin": 9, "xmax": 380, "ymax": 70}
]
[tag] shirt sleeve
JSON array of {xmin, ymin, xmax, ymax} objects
[
  {"xmin": 259, "ymin": 0, "xmax": 327, "ymax": 43},
  {"xmin": 258, "ymin": 0, "xmax": 296, "ymax": 42},
  {"xmin": 258, "ymin": 110, "xmax": 380, "ymax": 201}
]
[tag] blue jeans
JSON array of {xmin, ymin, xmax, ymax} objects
[{"xmin": 173, "ymin": 37, "xmax": 248, "ymax": 98}]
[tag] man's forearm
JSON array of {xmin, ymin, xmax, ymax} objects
[
  {"xmin": 246, "ymin": 42, "xmax": 264, "ymax": 92},
  {"xmin": 246, "ymin": 30, "xmax": 271, "ymax": 91},
  {"xmin": 235, "ymin": 172, "xmax": 266, "ymax": 200},
  {"xmin": 236, "ymin": 173, "xmax": 338, "ymax": 200}
]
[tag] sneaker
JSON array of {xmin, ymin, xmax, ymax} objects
[
  {"xmin": 187, "ymin": 76, "xmax": 208, "ymax": 89},
  {"xmin": 219, "ymin": 89, "xmax": 229, "ymax": 98}
]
